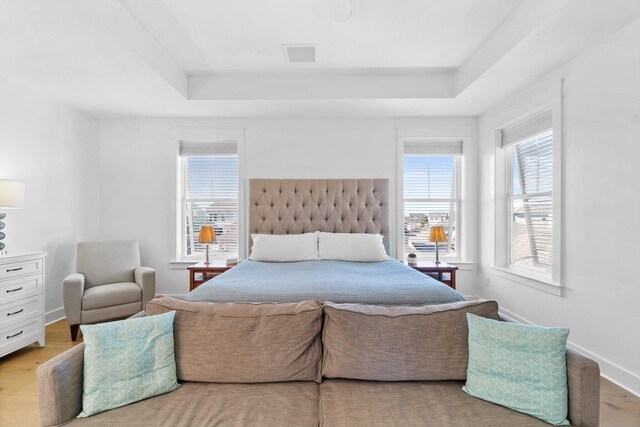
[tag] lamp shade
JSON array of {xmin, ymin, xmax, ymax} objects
[
  {"xmin": 0, "ymin": 180, "xmax": 25, "ymax": 209},
  {"xmin": 198, "ymin": 225, "xmax": 216, "ymax": 244},
  {"xmin": 429, "ymin": 225, "xmax": 447, "ymax": 243}
]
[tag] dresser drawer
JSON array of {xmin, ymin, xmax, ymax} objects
[
  {"xmin": 0, "ymin": 275, "xmax": 43, "ymax": 305},
  {"xmin": 0, "ymin": 259, "xmax": 42, "ymax": 281},
  {"xmin": 0, "ymin": 316, "xmax": 42, "ymax": 358},
  {"xmin": 0, "ymin": 295, "xmax": 42, "ymax": 330}
]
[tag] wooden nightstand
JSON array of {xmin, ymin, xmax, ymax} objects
[
  {"xmin": 187, "ymin": 261, "xmax": 234, "ymax": 291},
  {"xmin": 406, "ymin": 261, "xmax": 458, "ymax": 290}
]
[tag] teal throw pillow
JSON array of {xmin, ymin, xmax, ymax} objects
[
  {"xmin": 78, "ymin": 311, "xmax": 179, "ymax": 418},
  {"xmin": 463, "ymin": 313, "xmax": 570, "ymax": 426}
]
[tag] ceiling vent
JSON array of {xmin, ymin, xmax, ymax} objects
[{"xmin": 283, "ymin": 44, "xmax": 317, "ymax": 63}]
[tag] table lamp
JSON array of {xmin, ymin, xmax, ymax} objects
[
  {"xmin": 0, "ymin": 180, "xmax": 25, "ymax": 254},
  {"xmin": 198, "ymin": 225, "xmax": 217, "ymax": 265},
  {"xmin": 429, "ymin": 225, "xmax": 447, "ymax": 264}
]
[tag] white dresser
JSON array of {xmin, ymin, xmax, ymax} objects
[{"xmin": 0, "ymin": 252, "xmax": 46, "ymax": 358}]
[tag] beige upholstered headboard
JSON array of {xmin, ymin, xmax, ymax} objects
[{"xmin": 249, "ymin": 179, "xmax": 390, "ymax": 254}]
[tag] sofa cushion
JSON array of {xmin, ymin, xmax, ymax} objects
[
  {"xmin": 145, "ymin": 297, "xmax": 323, "ymax": 383},
  {"xmin": 66, "ymin": 381, "xmax": 319, "ymax": 427},
  {"xmin": 322, "ymin": 300, "xmax": 499, "ymax": 381},
  {"xmin": 82, "ymin": 282, "xmax": 141, "ymax": 310},
  {"xmin": 319, "ymin": 379, "xmax": 550, "ymax": 427},
  {"xmin": 463, "ymin": 313, "xmax": 570, "ymax": 426},
  {"xmin": 78, "ymin": 311, "xmax": 179, "ymax": 418},
  {"xmin": 81, "ymin": 302, "xmax": 142, "ymax": 325}
]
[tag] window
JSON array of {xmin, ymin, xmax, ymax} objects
[
  {"xmin": 492, "ymin": 85, "xmax": 562, "ymax": 292},
  {"xmin": 508, "ymin": 131, "xmax": 553, "ymax": 269},
  {"xmin": 403, "ymin": 141, "xmax": 462, "ymax": 260},
  {"xmin": 179, "ymin": 141, "xmax": 238, "ymax": 260},
  {"xmin": 501, "ymin": 109, "xmax": 554, "ymax": 273}
]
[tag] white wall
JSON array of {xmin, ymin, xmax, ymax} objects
[
  {"xmin": 98, "ymin": 117, "xmax": 479, "ymax": 296},
  {"xmin": 0, "ymin": 78, "xmax": 100, "ymax": 322},
  {"xmin": 478, "ymin": 20, "xmax": 640, "ymax": 394}
]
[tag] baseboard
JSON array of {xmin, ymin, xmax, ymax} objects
[
  {"xmin": 497, "ymin": 307, "xmax": 533, "ymax": 324},
  {"xmin": 45, "ymin": 307, "xmax": 66, "ymax": 325},
  {"xmin": 499, "ymin": 307, "xmax": 640, "ymax": 398},
  {"xmin": 568, "ymin": 342, "xmax": 640, "ymax": 399}
]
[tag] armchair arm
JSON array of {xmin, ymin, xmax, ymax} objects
[
  {"xmin": 134, "ymin": 267, "xmax": 156, "ymax": 307},
  {"xmin": 567, "ymin": 348, "xmax": 600, "ymax": 427},
  {"xmin": 62, "ymin": 273, "xmax": 85, "ymax": 325},
  {"xmin": 37, "ymin": 343, "xmax": 85, "ymax": 426}
]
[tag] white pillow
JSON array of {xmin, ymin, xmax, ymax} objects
[
  {"xmin": 249, "ymin": 232, "xmax": 319, "ymax": 262},
  {"xmin": 318, "ymin": 232, "xmax": 388, "ymax": 262}
]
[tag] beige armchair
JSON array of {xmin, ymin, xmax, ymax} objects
[{"xmin": 63, "ymin": 240, "xmax": 156, "ymax": 341}]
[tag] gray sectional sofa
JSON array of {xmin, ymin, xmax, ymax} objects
[{"xmin": 37, "ymin": 298, "xmax": 600, "ymax": 426}]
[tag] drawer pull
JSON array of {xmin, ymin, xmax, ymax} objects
[
  {"xmin": 7, "ymin": 309, "xmax": 24, "ymax": 316},
  {"xmin": 7, "ymin": 330, "xmax": 23, "ymax": 339},
  {"xmin": 6, "ymin": 287, "xmax": 23, "ymax": 293},
  {"xmin": 6, "ymin": 267, "xmax": 23, "ymax": 272}
]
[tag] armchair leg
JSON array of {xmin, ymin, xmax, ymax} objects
[{"xmin": 70, "ymin": 324, "xmax": 80, "ymax": 341}]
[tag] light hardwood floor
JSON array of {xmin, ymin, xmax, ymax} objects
[{"xmin": 1, "ymin": 320, "xmax": 639, "ymax": 426}]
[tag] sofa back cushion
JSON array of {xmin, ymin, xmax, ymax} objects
[
  {"xmin": 322, "ymin": 300, "xmax": 499, "ymax": 381},
  {"xmin": 145, "ymin": 297, "xmax": 323, "ymax": 383}
]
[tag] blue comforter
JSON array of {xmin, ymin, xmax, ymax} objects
[{"xmin": 187, "ymin": 259, "xmax": 464, "ymax": 305}]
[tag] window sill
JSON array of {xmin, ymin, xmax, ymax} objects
[
  {"xmin": 490, "ymin": 266, "xmax": 563, "ymax": 296},
  {"xmin": 170, "ymin": 257, "xmax": 239, "ymax": 269},
  {"xmin": 169, "ymin": 260, "xmax": 199, "ymax": 270},
  {"xmin": 446, "ymin": 261, "xmax": 475, "ymax": 271},
  {"xmin": 410, "ymin": 258, "xmax": 475, "ymax": 271}
]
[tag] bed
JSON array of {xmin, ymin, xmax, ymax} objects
[
  {"xmin": 187, "ymin": 179, "xmax": 465, "ymax": 305},
  {"xmin": 187, "ymin": 259, "xmax": 463, "ymax": 304}
]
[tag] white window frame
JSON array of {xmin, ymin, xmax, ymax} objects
[
  {"xmin": 492, "ymin": 83, "xmax": 563, "ymax": 295},
  {"xmin": 171, "ymin": 127, "xmax": 246, "ymax": 263},
  {"xmin": 396, "ymin": 125, "xmax": 474, "ymax": 264}
]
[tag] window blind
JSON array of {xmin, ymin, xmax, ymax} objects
[
  {"xmin": 404, "ymin": 140, "xmax": 463, "ymax": 155},
  {"xmin": 501, "ymin": 110, "xmax": 552, "ymax": 148},
  {"xmin": 403, "ymin": 151, "xmax": 459, "ymax": 258},
  {"xmin": 510, "ymin": 130, "xmax": 553, "ymax": 268},
  {"xmin": 181, "ymin": 141, "xmax": 239, "ymax": 258},
  {"xmin": 180, "ymin": 141, "xmax": 237, "ymax": 157}
]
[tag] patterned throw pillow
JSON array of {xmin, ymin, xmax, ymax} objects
[
  {"xmin": 78, "ymin": 311, "xmax": 179, "ymax": 418},
  {"xmin": 463, "ymin": 313, "xmax": 570, "ymax": 426}
]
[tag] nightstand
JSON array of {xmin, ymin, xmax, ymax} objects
[
  {"xmin": 187, "ymin": 261, "xmax": 234, "ymax": 291},
  {"xmin": 406, "ymin": 261, "xmax": 458, "ymax": 290}
]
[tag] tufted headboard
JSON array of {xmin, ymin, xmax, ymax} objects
[{"xmin": 249, "ymin": 179, "xmax": 390, "ymax": 254}]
